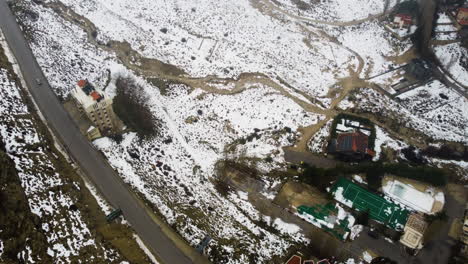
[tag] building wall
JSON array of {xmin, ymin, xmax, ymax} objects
[
  {"xmin": 73, "ymin": 94, "xmax": 118, "ymax": 134},
  {"xmin": 83, "ymin": 98, "xmax": 117, "ymax": 134}
]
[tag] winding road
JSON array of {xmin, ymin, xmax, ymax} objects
[{"xmin": 0, "ymin": 1, "xmax": 206, "ymax": 263}]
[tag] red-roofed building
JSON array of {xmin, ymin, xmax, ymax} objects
[
  {"xmin": 393, "ymin": 14, "xmax": 413, "ymax": 28},
  {"xmin": 329, "ymin": 131, "xmax": 375, "ymax": 159},
  {"xmin": 90, "ymin": 90, "xmax": 103, "ymax": 101},
  {"xmin": 71, "ymin": 80, "xmax": 117, "ymax": 135},
  {"xmin": 77, "ymin": 79, "xmax": 87, "ymax": 88},
  {"xmin": 456, "ymin": 8, "xmax": 468, "ymax": 26},
  {"xmin": 285, "ymin": 255, "xmax": 301, "ymax": 264}
]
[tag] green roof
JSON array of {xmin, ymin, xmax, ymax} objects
[{"xmin": 331, "ymin": 177, "xmax": 409, "ymax": 230}]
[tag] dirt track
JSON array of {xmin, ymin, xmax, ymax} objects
[{"xmin": 40, "ymin": 0, "xmax": 422, "ymax": 154}]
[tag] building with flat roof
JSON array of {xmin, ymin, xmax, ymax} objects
[
  {"xmin": 71, "ymin": 80, "xmax": 118, "ymax": 135},
  {"xmin": 400, "ymin": 213, "xmax": 428, "ymax": 250}
]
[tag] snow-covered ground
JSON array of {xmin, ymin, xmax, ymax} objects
[
  {"xmin": 362, "ymin": 251, "xmax": 374, "ymax": 263},
  {"xmin": 308, "ymin": 120, "xmax": 333, "ymax": 153},
  {"xmin": 373, "ymin": 126, "xmax": 407, "ymax": 161},
  {"xmin": 11, "ymin": 0, "xmax": 468, "ymax": 262},
  {"xmin": 0, "ymin": 33, "xmax": 124, "ymax": 263},
  {"xmin": 273, "ymin": 0, "xmax": 397, "ymax": 22},
  {"xmin": 326, "ymin": 20, "xmax": 412, "ymax": 78},
  {"xmin": 396, "ymin": 80, "xmax": 468, "ymax": 143},
  {"xmin": 434, "ymin": 12, "xmax": 458, "ymax": 41},
  {"xmin": 157, "ymin": 82, "xmax": 322, "ymax": 171},
  {"xmin": 435, "ymin": 43, "xmax": 468, "ymax": 86},
  {"xmin": 354, "ymin": 82, "xmax": 468, "ymax": 144},
  {"xmin": 52, "ymin": 0, "xmax": 358, "ymax": 98}
]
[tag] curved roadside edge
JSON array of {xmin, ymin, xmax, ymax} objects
[{"xmin": 0, "ymin": 1, "xmax": 210, "ymax": 263}]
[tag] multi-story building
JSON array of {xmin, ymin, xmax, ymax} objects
[{"xmin": 71, "ymin": 80, "xmax": 117, "ymax": 135}]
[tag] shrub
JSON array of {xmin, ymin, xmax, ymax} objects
[
  {"xmin": 297, "ymin": 162, "xmax": 446, "ymax": 189},
  {"xmin": 108, "ymin": 133, "xmax": 123, "ymax": 144},
  {"xmin": 422, "ymin": 145, "xmax": 467, "ymax": 162},
  {"xmin": 213, "ymin": 178, "xmax": 231, "ymax": 197},
  {"xmin": 298, "ymin": 164, "xmax": 337, "ymax": 191},
  {"xmin": 113, "ymin": 77, "xmax": 159, "ymax": 139},
  {"xmin": 402, "ymin": 146, "xmax": 427, "ymax": 164},
  {"xmin": 395, "ymin": 0, "xmax": 419, "ymax": 16}
]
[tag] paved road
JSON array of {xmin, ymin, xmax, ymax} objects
[
  {"xmin": 0, "ymin": 1, "xmax": 202, "ymax": 263},
  {"xmin": 284, "ymin": 149, "xmax": 341, "ymax": 169},
  {"xmin": 433, "ymin": 66, "xmax": 468, "ymax": 100},
  {"xmin": 415, "ymin": 193, "xmax": 463, "ymax": 264}
]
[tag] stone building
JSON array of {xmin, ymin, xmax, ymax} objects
[
  {"xmin": 400, "ymin": 213, "xmax": 428, "ymax": 250},
  {"xmin": 71, "ymin": 80, "xmax": 118, "ymax": 135}
]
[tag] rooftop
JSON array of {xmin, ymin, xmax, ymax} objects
[
  {"xmin": 333, "ymin": 131, "xmax": 375, "ymax": 157},
  {"xmin": 405, "ymin": 213, "xmax": 427, "ymax": 233},
  {"xmin": 285, "ymin": 255, "xmax": 301, "ymax": 264},
  {"xmin": 71, "ymin": 80, "xmax": 107, "ymax": 108}
]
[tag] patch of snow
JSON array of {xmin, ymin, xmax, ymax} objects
[
  {"xmin": 337, "ymin": 98, "xmax": 355, "ymax": 110},
  {"xmin": 308, "ymin": 119, "xmax": 333, "ymax": 153},
  {"xmin": 362, "ymin": 251, "xmax": 373, "ymax": 263},
  {"xmin": 336, "ymin": 204, "xmax": 355, "ymax": 228},
  {"xmin": 237, "ymin": 191, "xmax": 248, "ymax": 201},
  {"xmin": 57, "ymin": 0, "xmax": 358, "ymax": 98},
  {"xmin": 82, "ymin": 178, "xmax": 112, "ymax": 215},
  {"xmin": 334, "ymin": 187, "xmax": 353, "ymax": 208},
  {"xmin": 273, "ymin": 218, "xmax": 302, "ymax": 235},
  {"xmin": 350, "ymin": 225, "xmax": 363, "ymax": 240},
  {"xmin": 133, "ymin": 234, "xmax": 159, "ymax": 264},
  {"xmin": 352, "ymin": 175, "xmax": 366, "ymax": 185},
  {"xmin": 273, "ymin": 0, "xmax": 397, "ymax": 22},
  {"xmin": 373, "ymin": 126, "xmax": 407, "ymax": 161},
  {"xmin": 435, "ymin": 43, "xmax": 468, "ymax": 86}
]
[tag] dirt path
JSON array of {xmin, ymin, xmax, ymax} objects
[
  {"xmin": 253, "ymin": 0, "xmax": 395, "ymax": 27},
  {"xmin": 42, "ymin": 0, "xmax": 418, "ymax": 154}
]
